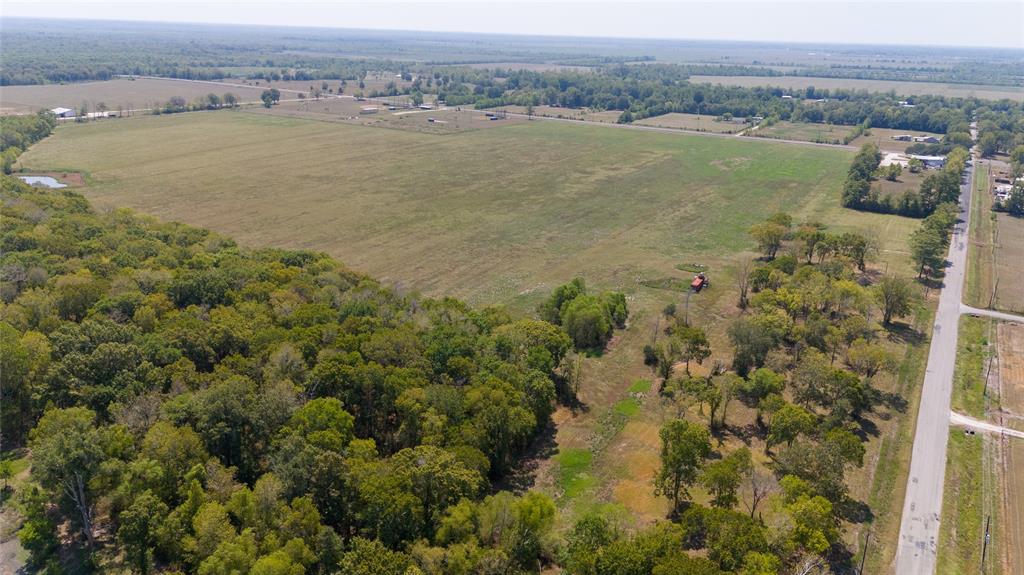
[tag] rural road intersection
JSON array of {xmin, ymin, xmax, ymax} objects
[{"xmin": 950, "ymin": 411, "xmax": 1024, "ymax": 440}]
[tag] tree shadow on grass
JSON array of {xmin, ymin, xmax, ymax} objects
[
  {"xmin": 492, "ymin": 419, "xmax": 558, "ymax": 495},
  {"xmin": 836, "ymin": 496, "xmax": 875, "ymax": 525},
  {"xmin": 884, "ymin": 322, "xmax": 924, "ymax": 346}
]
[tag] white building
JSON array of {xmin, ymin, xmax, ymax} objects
[
  {"xmin": 994, "ymin": 184, "xmax": 1013, "ymax": 202},
  {"xmin": 909, "ymin": 154, "xmax": 946, "ymax": 169},
  {"xmin": 50, "ymin": 107, "xmax": 75, "ymax": 118}
]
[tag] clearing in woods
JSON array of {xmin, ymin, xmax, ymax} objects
[
  {"xmin": 19, "ymin": 110, "xmax": 924, "ymax": 547},
  {"xmin": 850, "ymin": 127, "xmax": 947, "ymax": 154}
]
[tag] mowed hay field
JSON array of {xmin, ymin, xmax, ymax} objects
[
  {"xmin": 688, "ymin": 75, "xmax": 1024, "ymax": 102},
  {"xmin": 20, "ymin": 111, "xmax": 918, "ymax": 308}
]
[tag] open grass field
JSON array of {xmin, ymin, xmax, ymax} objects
[
  {"xmin": 0, "ymin": 77, "xmax": 270, "ymax": 115},
  {"xmin": 18, "ymin": 110, "xmax": 927, "ymax": 558},
  {"xmin": 688, "ymin": 75, "xmax": 1024, "ymax": 102},
  {"xmin": 746, "ymin": 120, "xmax": 856, "ymax": 144},
  {"xmin": 850, "ymin": 127, "xmax": 947, "ymax": 154},
  {"xmin": 872, "ymin": 169, "xmax": 926, "ymax": 202},
  {"xmin": 22, "ymin": 111, "xmax": 922, "ymax": 308},
  {"xmin": 633, "ymin": 112, "xmax": 746, "ymax": 133}
]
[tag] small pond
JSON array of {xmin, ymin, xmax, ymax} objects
[{"xmin": 17, "ymin": 176, "xmax": 67, "ymax": 189}]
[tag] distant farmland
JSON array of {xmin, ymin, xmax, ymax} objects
[{"xmin": 689, "ymin": 75, "xmax": 1024, "ymax": 102}]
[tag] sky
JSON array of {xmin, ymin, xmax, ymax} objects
[{"xmin": 3, "ymin": 0, "xmax": 1023, "ymax": 49}]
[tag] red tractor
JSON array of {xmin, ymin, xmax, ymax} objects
[{"xmin": 690, "ymin": 272, "xmax": 710, "ymax": 292}]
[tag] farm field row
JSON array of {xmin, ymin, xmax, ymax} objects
[
  {"xmin": 747, "ymin": 120, "xmax": 856, "ymax": 144},
  {"xmin": 633, "ymin": 112, "xmax": 746, "ymax": 133},
  {"xmin": 0, "ymin": 77, "xmax": 271, "ymax": 115},
  {"xmin": 688, "ymin": 75, "xmax": 1024, "ymax": 102}
]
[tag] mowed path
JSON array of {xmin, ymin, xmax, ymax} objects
[{"xmin": 20, "ymin": 111, "xmax": 892, "ymax": 309}]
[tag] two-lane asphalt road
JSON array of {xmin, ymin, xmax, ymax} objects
[{"xmin": 893, "ymin": 152, "xmax": 975, "ymax": 574}]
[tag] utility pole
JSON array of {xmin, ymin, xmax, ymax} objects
[
  {"xmin": 684, "ymin": 290, "xmax": 693, "ymax": 326},
  {"xmin": 981, "ymin": 515, "xmax": 990, "ymax": 573},
  {"xmin": 859, "ymin": 531, "xmax": 870, "ymax": 574}
]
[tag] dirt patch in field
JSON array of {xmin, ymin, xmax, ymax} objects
[
  {"xmin": 1002, "ymin": 440, "xmax": 1024, "ymax": 573},
  {"xmin": 710, "ymin": 157, "xmax": 751, "ymax": 171},
  {"xmin": 993, "ymin": 214, "xmax": 1024, "ymax": 314},
  {"xmin": 998, "ymin": 323, "xmax": 1024, "ymax": 426}
]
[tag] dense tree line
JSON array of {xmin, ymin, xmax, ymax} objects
[
  {"xmin": 0, "ymin": 175, "xmax": 605, "ymax": 573},
  {"xmin": 0, "ymin": 111, "xmax": 57, "ymax": 174}
]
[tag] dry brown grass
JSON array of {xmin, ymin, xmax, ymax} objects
[
  {"xmin": 993, "ymin": 213, "xmax": 1024, "ymax": 313},
  {"xmin": 998, "ymin": 323, "xmax": 1024, "ymax": 573}
]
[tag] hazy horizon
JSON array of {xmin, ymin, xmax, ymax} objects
[{"xmin": 3, "ymin": 1, "xmax": 1023, "ymax": 50}]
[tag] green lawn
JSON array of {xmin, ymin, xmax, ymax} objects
[{"xmin": 19, "ymin": 111, "xmax": 916, "ymax": 309}]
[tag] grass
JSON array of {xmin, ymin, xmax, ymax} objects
[
  {"xmin": 555, "ymin": 448, "xmax": 597, "ymax": 501},
  {"xmin": 936, "ymin": 431, "xmax": 995, "ymax": 575},
  {"xmin": 627, "ymin": 379, "xmax": 653, "ymax": 394},
  {"xmin": 965, "ymin": 162, "xmax": 994, "ymax": 308},
  {"xmin": 860, "ymin": 305, "xmax": 934, "ymax": 572},
  {"xmin": 749, "ymin": 120, "xmax": 856, "ymax": 145},
  {"xmin": 19, "ymin": 110, "xmax": 905, "ymax": 309},
  {"xmin": 952, "ymin": 316, "xmax": 994, "ymax": 418},
  {"xmin": 633, "ymin": 113, "xmax": 746, "ymax": 133},
  {"xmin": 850, "ymin": 127, "xmax": 946, "ymax": 154},
  {"xmin": 687, "ymin": 75, "xmax": 1024, "ymax": 102},
  {"xmin": 613, "ymin": 397, "xmax": 641, "ymax": 418}
]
